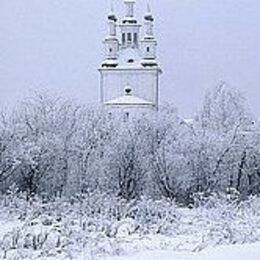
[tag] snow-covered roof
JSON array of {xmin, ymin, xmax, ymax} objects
[
  {"xmin": 100, "ymin": 42, "xmax": 161, "ymax": 70},
  {"xmin": 101, "ymin": 59, "xmax": 118, "ymax": 67},
  {"xmin": 113, "ymin": 48, "xmax": 160, "ymax": 70},
  {"xmin": 105, "ymin": 94, "xmax": 153, "ymax": 106},
  {"xmin": 117, "ymin": 48, "xmax": 142, "ymax": 68}
]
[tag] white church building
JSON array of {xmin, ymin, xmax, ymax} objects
[{"xmin": 99, "ymin": 0, "xmax": 162, "ymax": 111}]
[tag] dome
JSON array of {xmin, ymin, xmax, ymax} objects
[
  {"xmin": 144, "ymin": 14, "xmax": 154, "ymax": 22},
  {"xmin": 108, "ymin": 13, "xmax": 117, "ymax": 22}
]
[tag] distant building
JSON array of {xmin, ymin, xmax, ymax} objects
[{"xmin": 99, "ymin": 0, "xmax": 162, "ymax": 111}]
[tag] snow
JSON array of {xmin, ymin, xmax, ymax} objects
[
  {"xmin": 0, "ymin": 90, "xmax": 259, "ymax": 259},
  {"xmin": 107, "ymin": 242, "xmax": 260, "ymax": 260},
  {"xmin": 1, "ymin": 194, "xmax": 260, "ymax": 260},
  {"xmin": 105, "ymin": 94, "xmax": 153, "ymax": 105},
  {"xmin": 117, "ymin": 48, "xmax": 142, "ymax": 68}
]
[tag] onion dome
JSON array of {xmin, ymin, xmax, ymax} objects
[
  {"xmin": 144, "ymin": 4, "xmax": 154, "ymax": 22},
  {"xmin": 108, "ymin": 13, "xmax": 117, "ymax": 22},
  {"xmin": 108, "ymin": 2, "xmax": 117, "ymax": 22},
  {"xmin": 144, "ymin": 14, "xmax": 154, "ymax": 22}
]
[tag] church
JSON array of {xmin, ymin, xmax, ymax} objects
[{"xmin": 99, "ymin": 0, "xmax": 162, "ymax": 111}]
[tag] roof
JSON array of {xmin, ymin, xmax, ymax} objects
[
  {"xmin": 117, "ymin": 48, "xmax": 142, "ymax": 68},
  {"xmin": 100, "ymin": 45, "xmax": 161, "ymax": 71},
  {"xmin": 105, "ymin": 94, "xmax": 153, "ymax": 106}
]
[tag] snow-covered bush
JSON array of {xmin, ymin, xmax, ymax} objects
[
  {"xmin": 0, "ymin": 86, "xmax": 259, "ymax": 202},
  {"xmin": 1, "ymin": 193, "xmax": 260, "ymax": 259}
]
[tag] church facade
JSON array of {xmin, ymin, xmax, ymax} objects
[{"xmin": 99, "ymin": 0, "xmax": 162, "ymax": 110}]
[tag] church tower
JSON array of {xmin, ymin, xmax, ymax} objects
[{"xmin": 99, "ymin": 0, "xmax": 162, "ymax": 110}]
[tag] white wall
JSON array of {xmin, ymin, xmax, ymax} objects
[{"xmin": 100, "ymin": 69, "xmax": 160, "ymax": 105}]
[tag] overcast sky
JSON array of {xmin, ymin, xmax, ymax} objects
[{"xmin": 0, "ymin": 0, "xmax": 259, "ymax": 117}]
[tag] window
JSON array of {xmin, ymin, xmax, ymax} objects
[
  {"xmin": 109, "ymin": 48, "xmax": 112, "ymax": 53},
  {"xmin": 124, "ymin": 112, "xmax": 130, "ymax": 121},
  {"xmin": 147, "ymin": 47, "xmax": 150, "ymax": 52},
  {"xmin": 134, "ymin": 33, "xmax": 138, "ymax": 45},
  {"xmin": 122, "ymin": 33, "xmax": 126, "ymax": 44},
  {"xmin": 127, "ymin": 33, "xmax": 132, "ymax": 43}
]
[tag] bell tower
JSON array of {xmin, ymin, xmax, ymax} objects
[
  {"xmin": 99, "ymin": 0, "xmax": 162, "ymax": 110},
  {"xmin": 141, "ymin": 5, "xmax": 157, "ymax": 65},
  {"xmin": 120, "ymin": 0, "xmax": 141, "ymax": 49}
]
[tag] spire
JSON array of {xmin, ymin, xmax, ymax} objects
[
  {"xmin": 124, "ymin": 0, "xmax": 136, "ymax": 17},
  {"xmin": 143, "ymin": 2, "xmax": 154, "ymax": 37},
  {"xmin": 144, "ymin": 2, "xmax": 154, "ymax": 22},
  {"xmin": 108, "ymin": 0, "xmax": 117, "ymax": 22},
  {"xmin": 147, "ymin": 2, "xmax": 151, "ymax": 14},
  {"xmin": 110, "ymin": 0, "xmax": 114, "ymax": 13}
]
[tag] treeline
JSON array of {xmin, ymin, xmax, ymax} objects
[{"xmin": 0, "ymin": 85, "xmax": 259, "ymax": 203}]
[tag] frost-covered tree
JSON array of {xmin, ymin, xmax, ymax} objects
[
  {"xmin": 195, "ymin": 83, "xmax": 257, "ymax": 196},
  {"xmin": 148, "ymin": 107, "xmax": 192, "ymax": 201},
  {"xmin": 67, "ymin": 108, "xmax": 113, "ymax": 195},
  {"xmin": 200, "ymin": 82, "xmax": 249, "ymax": 132},
  {"xmin": 105, "ymin": 117, "xmax": 149, "ymax": 201},
  {"xmin": 5, "ymin": 93, "xmax": 81, "ymax": 199},
  {"xmin": 0, "ymin": 111, "xmax": 17, "ymax": 185},
  {"xmin": 0, "ymin": 87, "xmax": 259, "ymax": 203}
]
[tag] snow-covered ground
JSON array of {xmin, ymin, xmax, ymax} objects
[
  {"xmin": 107, "ymin": 242, "xmax": 260, "ymax": 260},
  {"xmin": 1, "ymin": 194, "xmax": 260, "ymax": 259}
]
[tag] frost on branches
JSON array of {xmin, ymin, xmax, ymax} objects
[{"xmin": 0, "ymin": 84, "xmax": 259, "ymax": 259}]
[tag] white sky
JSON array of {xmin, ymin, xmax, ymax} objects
[{"xmin": 0, "ymin": 0, "xmax": 259, "ymax": 117}]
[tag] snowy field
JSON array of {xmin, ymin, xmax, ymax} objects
[
  {"xmin": 0, "ymin": 89, "xmax": 259, "ymax": 259},
  {"xmin": 107, "ymin": 243, "xmax": 260, "ymax": 260},
  {"xmin": 1, "ymin": 193, "xmax": 260, "ymax": 259}
]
